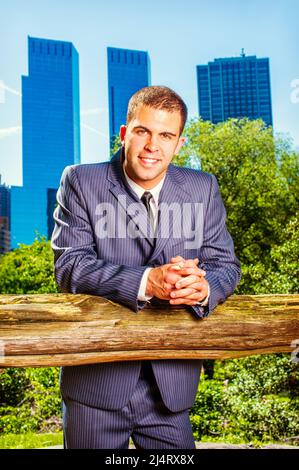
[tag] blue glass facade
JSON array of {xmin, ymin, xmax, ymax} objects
[
  {"xmin": 197, "ymin": 55, "xmax": 273, "ymax": 126},
  {"xmin": 107, "ymin": 47, "xmax": 151, "ymax": 142},
  {"xmin": 0, "ymin": 176, "xmax": 11, "ymax": 253},
  {"xmin": 11, "ymin": 36, "xmax": 80, "ymax": 248}
]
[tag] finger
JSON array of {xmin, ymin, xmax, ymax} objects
[
  {"xmin": 163, "ymin": 282, "xmax": 173, "ymax": 292},
  {"xmin": 169, "ymin": 258, "xmax": 200, "ymax": 271},
  {"xmin": 175, "ymin": 275, "xmax": 199, "ymax": 289},
  {"xmin": 169, "ymin": 297, "xmax": 200, "ymax": 306},
  {"xmin": 170, "ymin": 287, "xmax": 198, "ymax": 298},
  {"xmin": 173, "ymin": 286, "xmax": 209, "ymax": 301},
  {"xmin": 181, "ymin": 258, "xmax": 199, "ymax": 267},
  {"xmin": 180, "ymin": 291, "xmax": 206, "ymax": 300},
  {"xmin": 189, "ymin": 257, "xmax": 199, "ymax": 264},
  {"xmin": 164, "ymin": 271, "xmax": 182, "ymax": 285},
  {"xmin": 169, "ymin": 263, "xmax": 185, "ymax": 271},
  {"xmin": 175, "ymin": 281, "xmax": 204, "ymax": 291},
  {"xmin": 170, "ymin": 256, "xmax": 185, "ymax": 263},
  {"xmin": 176, "ymin": 267, "xmax": 206, "ymax": 277},
  {"xmin": 170, "ymin": 257, "xmax": 199, "ymax": 266}
]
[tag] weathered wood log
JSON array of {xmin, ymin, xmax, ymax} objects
[{"xmin": 0, "ymin": 293, "xmax": 298, "ymax": 367}]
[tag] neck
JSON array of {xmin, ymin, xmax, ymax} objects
[{"xmin": 123, "ymin": 163, "xmax": 166, "ymax": 190}]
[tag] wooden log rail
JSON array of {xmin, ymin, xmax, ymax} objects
[{"xmin": 0, "ymin": 294, "xmax": 298, "ymax": 367}]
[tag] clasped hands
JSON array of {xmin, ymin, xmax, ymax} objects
[{"xmin": 145, "ymin": 255, "xmax": 209, "ymax": 306}]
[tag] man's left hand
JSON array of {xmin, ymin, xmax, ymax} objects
[{"xmin": 168, "ymin": 256, "xmax": 209, "ymax": 306}]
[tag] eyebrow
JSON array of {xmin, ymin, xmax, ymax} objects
[{"xmin": 132, "ymin": 125, "xmax": 177, "ymax": 137}]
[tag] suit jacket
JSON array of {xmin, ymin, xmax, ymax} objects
[{"xmin": 51, "ymin": 149, "xmax": 241, "ymax": 412}]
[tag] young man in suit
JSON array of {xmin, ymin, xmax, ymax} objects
[{"xmin": 51, "ymin": 86, "xmax": 241, "ymax": 449}]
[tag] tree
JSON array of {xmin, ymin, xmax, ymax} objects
[
  {"xmin": 0, "ymin": 237, "xmax": 57, "ymax": 294},
  {"xmin": 175, "ymin": 118, "xmax": 299, "ymax": 294}
]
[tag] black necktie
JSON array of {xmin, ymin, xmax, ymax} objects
[{"xmin": 141, "ymin": 191, "xmax": 155, "ymax": 238}]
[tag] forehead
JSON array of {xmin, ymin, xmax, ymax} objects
[{"xmin": 128, "ymin": 105, "xmax": 181, "ymax": 134}]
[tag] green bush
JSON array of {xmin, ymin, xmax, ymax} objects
[
  {"xmin": 0, "ymin": 237, "xmax": 58, "ymax": 294},
  {"xmin": 190, "ymin": 354, "xmax": 299, "ymax": 443},
  {"xmin": 213, "ymin": 354, "xmax": 299, "ymax": 397},
  {"xmin": 223, "ymin": 394, "xmax": 299, "ymax": 442},
  {"xmin": 190, "ymin": 378, "xmax": 225, "ymax": 439},
  {"xmin": 0, "ymin": 367, "xmax": 62, "ymax": 434},
  {"xmin": 0, "ymin": 368, "xmax": 30, "ymax": 406},
  {"xmin": 0, "ymin": 405, "xmax": 41, "ymax": 434}
]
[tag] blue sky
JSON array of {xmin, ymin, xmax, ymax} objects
[{"xmin": 0, "ymin": 0, "xmax": 298, "ymax": 186}]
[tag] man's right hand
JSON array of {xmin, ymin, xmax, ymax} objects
[{"xmin": 145, "ymin": 264, "xmax": 176, "ymax": 300}]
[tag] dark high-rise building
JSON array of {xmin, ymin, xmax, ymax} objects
[
  {"xmin": 0, "ymin": 175, "xmax": 11, "ymax": 254},
  {"xmin": 197, "ymin": 52, "xmax": 273, "ymax": 126},
  {"xmin": 11, "ymin": 36, "xmax": 80, "ymax": 248},
  {"xmin": 107, "ymin": 47, "xmax": 151, "ymax": 143}
]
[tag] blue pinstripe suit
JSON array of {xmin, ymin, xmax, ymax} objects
[{"xmin": 51, "ymin": 149, "xmax": 241, "ymax": 444}]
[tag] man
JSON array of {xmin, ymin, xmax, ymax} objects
[{"xmin": 51, "ymin": 86, "xmax": 241, "ymax": 449}]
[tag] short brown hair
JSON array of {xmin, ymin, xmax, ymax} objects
[{"xmin": 126, "ymin": 86, "xmax": 188, "ymax": 135}]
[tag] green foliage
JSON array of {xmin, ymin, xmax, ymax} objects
[
  {"xmin": 110, "ymin": 136, "xmax": 121, "ymax": 158},
  {"xmin": 223, "ymin": 395, "xmax": 298, "ymax": 442},
  {"xmin": 191, "ymin": 354, "xmax": 299, "ymax": 443},
  {"xmin": 175, "ymin": 118, "xmax": 299, "ymax": 294},
  {"xmin": 0, "ymin": 431, "xmax": 62, "ymax": 449},
  {"xmin": 0, "ymin": 368, "xmax": 61, "ymax": 434},
  {"xmin": 0, "ymin": 237, "xmax": 58, "ymax": 294},
  {"xmin": 0, "ymin": 368, "xmax": 30, "ymax": 406},
  {"xmin": 190, "ymin": 379, "xmax": 225, "ymax": 438},
  {"xmin": 213, "ymin": 354, "xmax": 299, "ymax": 397}
]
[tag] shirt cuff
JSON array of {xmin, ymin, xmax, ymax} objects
[
  {"xmin": 197, "ymin": 282, "xmax": 210, "ymax": 306},
  {"xmin": 137, "ymin": 267, "xmax": 154, "ymax": 301}
]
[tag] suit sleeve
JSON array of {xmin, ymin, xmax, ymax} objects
[
  {"xmin": 191, "ymin": 174, "xmax": 241, "ymax": 319},
  {"xmin": 51, "ymin": 165, "xmax": 148, "ymax": 312}
]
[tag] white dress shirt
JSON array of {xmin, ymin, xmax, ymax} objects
[{"xmin": 122, "ymin": 164, "xmax": 210, "ymax": 306}]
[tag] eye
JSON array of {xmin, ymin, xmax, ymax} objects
[
  {"xmin": 161, "ymin": 133, "xmax": 171, "ymax": 140},
  {"xmin": 136, "ymin": 129, "xmax": 147, "ymax": 135}
]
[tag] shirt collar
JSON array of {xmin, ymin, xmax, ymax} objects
[{"xmin": 122, "ymin": 164, "xmax": 166, "ymax": 205}]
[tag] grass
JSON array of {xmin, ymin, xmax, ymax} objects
[
  {"xmin": 0, "ymin": 432, "xmax": 63, "ymax": 449},
  {"xmin": 199, "ymin": 434, "xmax": 298, "ymax": 448},
  {"xmin": 0, "ymin": 432, "xmax": 297, "ymax": 449}
]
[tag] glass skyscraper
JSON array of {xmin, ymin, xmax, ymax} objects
[
  {"xmin": 107, "ymin": 47, "xmax": 151, "ymax": 143},
  {"xmin": 11, "ymin": 36, "xmax": 80, "ymax": 249},
  {"xmin": 197, "ymin": 53, "xmax": 273, "ymax": 126},
  {"xmin": 0, "ymin": 175, "xmax": 10, "ymax": 253}
]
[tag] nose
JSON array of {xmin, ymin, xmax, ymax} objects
[{"xmin": 145, "ymin": 134, "xmax": 159, "ymax": 152}]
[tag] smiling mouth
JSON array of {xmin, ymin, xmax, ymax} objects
[{"xmin": 138, "ymin": 156, "xmax": 161, "ymax": 166}]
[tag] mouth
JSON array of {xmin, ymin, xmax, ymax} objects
[{"xmin": 138, "ymin": 156, "xmax": 161, "ymax": 167}]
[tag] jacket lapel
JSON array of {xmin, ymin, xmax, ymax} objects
[
  {"xmin": 150, "ymin": 164, "xmax": 192, "ymax": 260},
  {"xmin": 107, "ymin": 149, "xmax": 155, "ymax": 247},
  {"xmin": 107, "ymin": 149, "xmax": 193, "ymax": 257}
]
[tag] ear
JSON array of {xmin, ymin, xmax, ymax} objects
[
  {"xmin": 119, "ymin": 125, "xmax": 127, "ymax": 145},
  {"xmin": 174, "ymin": 136, "xmax": 187, "ymax": 155}
]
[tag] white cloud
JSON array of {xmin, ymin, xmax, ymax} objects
[
  {"xmin": 0, "ymin": 81, "xmax": 22, "ymax": 97},
  {"xmin": 0, "ymin": 126, "xmax": 22, "ymax": 139}
]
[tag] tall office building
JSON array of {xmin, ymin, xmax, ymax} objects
[
  {"xmin": 11, "ymin": 36, "xmax": 80, "ymax": 248},
  {"xmin": 107, "ymin": 47, "xmax": 151, "ymax": 143},
  {"xmin": 0, "ymin": 175, "xmax": 11, "ymax": 254},
  {"xmin": 197, "ymin": 51, "xmax": 273, "ymax": 126}
]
